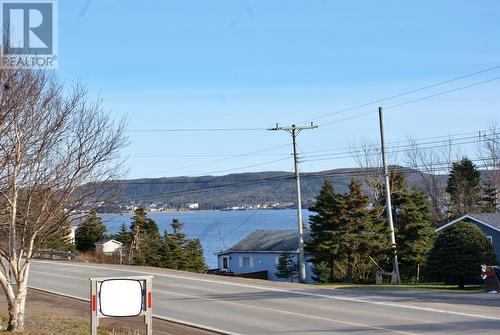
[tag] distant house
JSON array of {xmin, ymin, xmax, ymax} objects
[
  {"xmin": 69, "ymin": 225, "xmax": 78, "ymax": 244},
  {"xmin": 187, "ymin": 203, "xmax": 199, "ymax": 210},
  {"xmin": 216, "ymin": 230, "xmax": 314, "ymax": 283},
  {"xmin": 94, "ymin": 238, "xmax": 123, "ymax": 256},
  {"xmin": 436, "ymin": 213, "xmax": 500, "ymax": 258}
]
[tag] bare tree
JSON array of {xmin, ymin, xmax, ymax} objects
[
  {"xmin": 350, "ymin": 139, "xmax": 404, "ymax": 210},
  {"xmin": 404, "ymin": 136, "xmax": 456, "ymax": 225},
  {"xmin": 0, "ymin": 67, "xmax": 127, "ymax": 331},
  {"xmin": 477, "ymin": 122, "xmax": 500, "ymax": 202}
]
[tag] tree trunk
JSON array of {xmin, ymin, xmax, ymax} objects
[
  {"xmin": 329, "ymin": 254, "xmax": 334, "ymax": 282},
  {"xmin": 347, "ymin": 251, "xmax": 353, "ymax": 283},
  {"xmin": 7, "ymin": 286, "xmax": 28, "ymax": 331},
  {"xmin": 458, "ymin": 276, "xmax": 465, "ymax": 289},
  {"xmin": 6, "ymin": 265, "xmax": 30, "ymax": 332},
  {"xmin": 416, "ymin": 263, "xmax": 420, "ymax": 284}
]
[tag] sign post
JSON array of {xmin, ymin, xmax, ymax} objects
[{"xmin": 90, "ymin": 276, "xmax": 153, "ymax": 335}]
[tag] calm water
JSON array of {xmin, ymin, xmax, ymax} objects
[{"xmin": 101, "ymin": 209, "xmax": 311, "ymax": 268}]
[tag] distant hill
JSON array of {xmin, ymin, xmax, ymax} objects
[{"xmin": 98, "ymin": 166, "xmax": 449, "ymax": 211}]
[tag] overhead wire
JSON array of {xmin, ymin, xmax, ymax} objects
[
  {"xmin": 319, "ymin": 77, "xmax": 500, "ymax": 127},
  {"xmin": 301, "ymin": 65, "xmax": 500, "ymax": 124}
]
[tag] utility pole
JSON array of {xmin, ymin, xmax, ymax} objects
[
  {"xmin": 378, "ymin": 107, "xmax": 401, "ymax": 284},
  {"xmin": 268, "ymin": 123, "xmax": 317, "ymax": 283}
]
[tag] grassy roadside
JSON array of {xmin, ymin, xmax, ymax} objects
[
  {"xmin": 312, "ymin": 282, "xmax": 485, "ymax": 292},
  {"xmin": 0, "ymin": 311, "xmax": 137, "ymax": 335},
  {"xmin": 0, "ymin": 290, "xmax": 214, "ymax": 335}
]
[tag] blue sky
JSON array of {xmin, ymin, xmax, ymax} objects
[{"xmin": 57, "ymin": 1, "xmax": 500, "ymax": 178}]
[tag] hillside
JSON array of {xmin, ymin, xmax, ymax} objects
[{"xmin": 97, "ymin": 167, "xmax": 449, "ymax": 212}]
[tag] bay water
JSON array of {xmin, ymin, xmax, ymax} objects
[{"xmin": 101, "ymin": 209, "xmax": 311, "ymax": 268}]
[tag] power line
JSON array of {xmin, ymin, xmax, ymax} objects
[
  {"xmin": 117, "ymin": 130, "xmax": 497, "ymax": 186},
  {"xmin": 116, "ymin": 174, "xmax": 294, "ymax": 202},
  {"xmin": 115, "ymin": 158, "xmax": 494, "ymax": 204},
  {"xmin": 127, "ymin": 127, "xmax": 266, "ymax": 132},
  {"xmin": 301, "ymin": 65, "xmax": 500, "ymax": 124},
  {"xmin": 130, "ymin": 143, "xmax": 290, "ymax": 179},
  {"xmin": 127, "ymin": 67, "xmax": 499, "ymax": 134},
  {"xmin": 302, "ymin": 137, "xmax": 494, "ymax": 162},
  {"xmin": 319, "ymin": 77, "xmax": 500, "ymax": 127}
]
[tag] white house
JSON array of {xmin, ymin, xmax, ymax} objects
[
  {"xmin": 94, "ymin": 238, "xmax": 123, "ymax": 256},
  {"xmin": 187, "ymin": 203, "xmax": 199, "ymax": 210}
]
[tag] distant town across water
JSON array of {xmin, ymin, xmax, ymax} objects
[{"xmin": 100, "ymin": 209, "xmax": 311, "ymax": 268}]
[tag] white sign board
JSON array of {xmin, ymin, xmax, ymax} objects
[
  {"xmin": 99, "ymin": 279, "xmax": 143, "ymax": 317},
  {"xmin": 90, "ymin": 276, "xmax": 153, "ymax": 335}
]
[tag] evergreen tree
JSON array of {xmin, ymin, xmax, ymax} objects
[
  {"xmin": 115, "ymin": 223, "xmax": 132, "ymax": 246},
  {"xmin": 397, "ymin": 186, "xmax": 436, "ymax": 283},
  {"xmin": 75, "ymin": 210, "xmax": 107, "ymax": 252},
  {"xmin": 184, "ymin": 239, "xmax": 206, "ymax": 273},
  {"xmin": 157, "ymin": 229, "xmax": 173, "ymax": 268},
  {"xmin": 426, "ymin": 222, "xmax": 496, "ymax": 288},
  {"xmin": 275, "ymin": 251, "xmax": 298, "ymax": 282},
  {"xmin": 37, "ymin": 210, "xmax": 74, "ymax": 252},
  {"xmin": 308, "ymin": 179, "xmax": 389, "ymax": 283},
  {"xmin": 164, "ymin": 231, "xmax": 183, "ymax": 269},
  {"xmin": 307, "ymin": 180, "xmax": 344, "ymax": 282},
  {"xmin": 343, "ymin": 179, "xmax": 371, "ymax": 283},
  {"xmin": 171, "ymin": 219, "xmax": 187, "ymax": 268},
  {"xmin": 373, "ymin": 170, "xmax": 409, "ymax": 211},
  {"xmin": 446, "ymin": 158, "xmax": 482, "ymax": 217},
  {"xmin": 159, "ymin": 219, "xmax": 206, "ymax": 271},
  {"xmin": 130, "ymin": 208, "xmax": 163, "ymax": 266},
  {"xmin": 480, "ymin": 178, "xmax": 498, "ymax": 213}
]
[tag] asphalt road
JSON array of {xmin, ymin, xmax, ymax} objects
[{"xmin": 28, "ymin": 261, "xmax": 500, "ymax": 334}]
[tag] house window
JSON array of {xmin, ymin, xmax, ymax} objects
[
  {"xmin": 222, "ymin": 257, "xmax": 229, "ymax": 269},
  {"xmin": 487, "ymin": 236, "xmax": 493, "ymax": 244},
  {"xmin": 239, "ymin": 256, "xmax": 253, "ymax": 268}
]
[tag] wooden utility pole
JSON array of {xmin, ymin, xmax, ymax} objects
[
  {"xmin": 268, "ymin": 123, "xmax": 317, "ymax": 283},
  {"xmin": 378, "ymin": 107, "xmax": 401, "ymax": 284}
]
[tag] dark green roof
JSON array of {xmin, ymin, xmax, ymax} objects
[{"xmin": 229, "ymin": 230, "xmax": 311, "ymax": 252}]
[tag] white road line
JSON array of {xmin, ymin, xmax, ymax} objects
[
  {"xmin": 30, "ymin": 269, "xmax": 417, "ymax": 333},
  {"xmin": 33, "ymin": 261, "xmax": 500, "ymax": 322},
  {"xmin": 28, "ymin": 285, "xmax": 239, "ymax": 335},
  {"xmin": 156, "ymin": 288, "xmax": 418, "ymax": 335}
]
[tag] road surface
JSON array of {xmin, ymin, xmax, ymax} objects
[{"xmin": 29, "ymin": 261, "xmax": 500, "ymax": 334}]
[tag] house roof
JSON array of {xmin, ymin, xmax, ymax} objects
[
  {"xmin": 226, "ymin": 230, "xmax": 311, "ymax": 253},
  {"xmin": 94, "ymin": 238, "xmax": 123, "ymax": 246},
  {"xmin": 436, "ymin": 213, "xmax": 500, "ymax": 233}
]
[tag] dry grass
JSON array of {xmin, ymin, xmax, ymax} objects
[
  {"xmin": 0, "ymin": 289, "xmax": 213, "ymax": 335},
  {"xmin": 0, "ymin": 311, "xmax": 139, "ymax": 335}
]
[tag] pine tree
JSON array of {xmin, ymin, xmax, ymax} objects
[
  {"xmin": 307, "ymin": 180, "xmax": 344, "ymax": 282},
  {"xmin": 115, "ymin": 223, "xmax": 132, "ymax": 246},
  {"xmin": 129, "ymin": 208, "xmax": 162, "ymax": 266},
  {"xmin": 159, "ymin": 219, "xmax": 206, "ymax": 272},
  {"xmin": 343, "ymin": 179, "xmax": 371, "ymax": 283},
  {"xmin": 446, "ymin": 157, "xmax": 482, "ymax": 217},
  {"xmin": 275, "ymin": 251, "xmax": 298, "ymax": 282},
  {"xmin": 75, "ymin": 210, "xmax": 107, "ymax": 252},
  {"xmin": 158, "ymin": 229, "xmax": 173, "ymax": 268},
  {"xmin": 184, "ymin": 239, "xmax": 206, "ymax": 273},
  {"xmin": 171, "ymin": 219, "xmax": 187, "ymax": 269},
  {"xmin": 397, "ymin": 186, "xmax": 436, "ymax": 283},
  {"xmin": 481, "ymin": 178, "xmax": 498, "ymax": 213}
]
